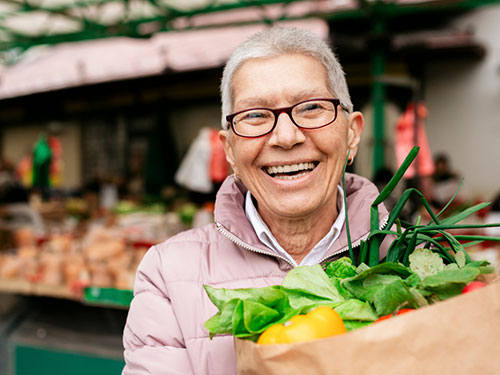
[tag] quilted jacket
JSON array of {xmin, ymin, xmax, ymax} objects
[{"xmin": 122, "ymin": 173, "xmax": 389, "ymax": 374}]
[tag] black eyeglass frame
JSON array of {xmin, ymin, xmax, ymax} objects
[{"xmin": 226, "ymin": 98, "xmax": 347, "ymax": 138}]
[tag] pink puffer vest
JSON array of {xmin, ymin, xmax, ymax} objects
[{"xmin": 122, "ymin": 174, "xmax": 389, "ymax": 374}]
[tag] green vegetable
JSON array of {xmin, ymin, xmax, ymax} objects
[
  {"xmin": 409, "ymin": 248, "xmax": 445, "ymax": 279},
  {"xmin": 282, "ymin": 265, "xmax": 344, "ymax": 309},
  {"xmin": 418, "ymin": 268, "xmax": 480, "ymax": 300},
  {"xmin": 349, "ymin": 146, "xmax": 500, "ymax": 268},
  {"xmin": 325, "ymin": 257, "xmax": 357, "ymax": 279}
]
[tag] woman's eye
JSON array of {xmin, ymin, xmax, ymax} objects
[
  {"xmin": 240, "ymin": 111, "xmax": 270, "ymax": 122},
  {"xmin": 244, "ymin": 112, "xmax": 265, "ymax": 119},
  {"xmin": 304, "ymin": 104, "xmax": 320, "ymax": 111},
  {"xmin": 297, "ymin": 103, "xmax": 323, "ymax": 114}
]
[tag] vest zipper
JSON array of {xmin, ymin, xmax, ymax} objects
[
  {"xmin": 215, "ymin": 222, "xmax": 296, "ymax": 269},
  {"xmin": 216, "ymin": 215, "xmax": 388, "ymax": 269}
]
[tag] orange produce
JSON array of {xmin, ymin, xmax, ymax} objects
[{"xmin": 257, "ymin": 306, "xmax": 346, "ymax": 345}]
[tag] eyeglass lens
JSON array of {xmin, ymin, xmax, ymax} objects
[{"xmin": 232, "ymin": 99, "xmax": 337, "ymax": 137}]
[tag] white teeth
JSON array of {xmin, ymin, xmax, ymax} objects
[
  {"xmin": 274, "ymin": 171, "xmax": 310, "ymax": 180},
  {"xmin": 265, "ymin": 162, "xmax": 315, "ymax": 176}
]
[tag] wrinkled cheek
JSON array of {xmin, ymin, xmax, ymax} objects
[{"xmin": 233, "ymin": 141, "xmax": 261, "ymax": 168}]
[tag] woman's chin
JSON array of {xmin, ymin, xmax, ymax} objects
[{"xmin": 262, "ymin": 195, "xmax": 324, "ymax": 221}]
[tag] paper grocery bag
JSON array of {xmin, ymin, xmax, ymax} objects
[{"xmin": 235, "ymin": 280, "xmax": 500, "ymax": 375}]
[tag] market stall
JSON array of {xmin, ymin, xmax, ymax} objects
[
  {"xmin": 0, "ymin": 197, "xmax": 208, "ymax": 306},
  {"xmin": 0, "ymin": 192, "xmax": 212, "ymax": 374}
]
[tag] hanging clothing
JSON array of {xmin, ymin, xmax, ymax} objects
[
  {"xmin": 32, "ymin": 135, "xmax": 52, "ymax": 190},
  {"xmin": 175, "ymin": 128, "xmax": 228, "ymax": 193},
  {"xmin": 395, "ymin": 102, "xmax": 434, "ymax": 179}
]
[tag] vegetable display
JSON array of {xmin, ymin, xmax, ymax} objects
[{"xmin": 204, "ymin": 147, "xmax": 500, "ymax": 343}]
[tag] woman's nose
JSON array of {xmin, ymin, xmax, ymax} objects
[{"xmin": 268, "ymin": 112, "xmax": 306, "ymax": 149}]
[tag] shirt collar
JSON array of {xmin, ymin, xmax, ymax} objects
[{"xmin": 245, "ymin": 185, "xmax": 345, "ymax": 266}]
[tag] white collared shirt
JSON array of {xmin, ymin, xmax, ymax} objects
[{"xmin": 245, "ymin": 186, "xmax": 345, "ymax": 267}]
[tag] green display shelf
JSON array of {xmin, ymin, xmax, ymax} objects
[
  {"xmin": 13, "ymin": 345, "xmax": 124, "ymax": 375},
  {"xmin": 7, "ymin": 297, "xmax": 128, "ymax": 375},
  {"xmin": 84, "ymin": 287, "xmax": 133, "ymax": 308}
]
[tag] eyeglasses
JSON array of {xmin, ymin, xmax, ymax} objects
[{"xmin": 226, "ymin": 98, "xmax": 345, "ymax": 138}]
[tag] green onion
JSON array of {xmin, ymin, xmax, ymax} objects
[{"xmin": 344, "ymin": 146, "xmax": 500, "ymax": 268}]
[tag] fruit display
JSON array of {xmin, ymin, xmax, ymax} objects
[
  {"xmin": 0, "ymin": 225, "xmax": 146, "ymax": 293},
  {"xmin": 0, "ymin": 199, "xmax": 209, "ymax": 304}
]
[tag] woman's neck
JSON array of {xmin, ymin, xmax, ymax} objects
[{"xmin": 259, "ymin": 204, "xmax": 338, "ymax": 264}]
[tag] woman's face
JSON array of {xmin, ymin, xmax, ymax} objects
[{"xmin": 219, "ymin": 53, "xmax": 364, "ymax": 223}]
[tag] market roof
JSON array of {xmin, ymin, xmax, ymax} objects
[
  {"xmin": 0, "ymin": 18, "xmax": 329, "ymax": 99},
  {"xmin": 1, "ymin": 0, "xmax": 498, "ymax": 54},
  {"xmin": 0, "ymin": 0, "xmax": 348, "ymax": 54},
  {"xmin": 0, "ymin": 0, "xmax": 496, "ymax": 100}
]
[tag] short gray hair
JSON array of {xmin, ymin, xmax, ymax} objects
[{"xmin": 220, "ymin": 26, "xmax": 353, "ymax": 129}]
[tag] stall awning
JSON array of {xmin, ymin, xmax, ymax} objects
[
  {"xmin": 0, "ymin": 0, "xmax": 354, "ymax": 52},
  {"xmin": 1, "ymin": 0, "xmax": 498, "ymax": 53},
  {"xmin": 0, "ymin": 18, "xmax": 329, "ymax": 100},
  {"xmin": 0, "ymin": 0, "xmax": 497, "ymax": 100}
]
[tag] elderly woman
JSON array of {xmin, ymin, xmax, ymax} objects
[{"xmin": 123, "ymin": 26, "xmax": 389, "ymax": 375}]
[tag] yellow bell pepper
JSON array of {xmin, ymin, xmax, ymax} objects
[{"xmin": 257, "ymin": 306, "xmax": 346, "ymax": 345}]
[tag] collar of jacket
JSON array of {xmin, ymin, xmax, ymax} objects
[{"xmin": 214, "ymin": 173, "xmax": 389, "ymax": 266}]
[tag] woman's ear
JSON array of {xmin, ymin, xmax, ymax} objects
[
  {"xmin": 219, "ymin": 130, "xmax": 238, "ymax": 173},
  {"xmin": 346, "ymin": 111, "xmax": 364, "ymax": 158}
]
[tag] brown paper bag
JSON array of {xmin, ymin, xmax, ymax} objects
[{"xmin": 235, "ymin": 280, "xmax": 500, "ymax": 375}]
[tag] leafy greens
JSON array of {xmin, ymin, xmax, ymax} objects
[{"xmin": 204, "ymin": 253, "xmax": 491, "ymax": 340}]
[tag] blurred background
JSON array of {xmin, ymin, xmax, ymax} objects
[{"xmin": 0, "ymin": 0, "xmax": 499, "ymax": 374}]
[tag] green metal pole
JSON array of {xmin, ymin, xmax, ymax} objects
[{"xmin": 371, "ymin": 18, "xmax": 386, "ymax": 175}]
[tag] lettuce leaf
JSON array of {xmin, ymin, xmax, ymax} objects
[
  {"xmin": 325, "ymin": 257, "xmax": 357, "ymax": 279},
  {"xmin": 417, "ymin": 267, "xmax": 480, "ymax": 300},
  {"xmin": 409, "ymin": 248, "xmax": 445, "ymax": 278}
]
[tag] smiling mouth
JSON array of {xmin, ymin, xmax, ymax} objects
[{"xmin": 264, "ymin": 162, "xmax": 318, "ymax": 180}]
